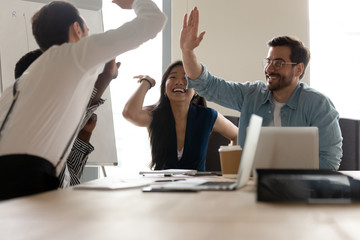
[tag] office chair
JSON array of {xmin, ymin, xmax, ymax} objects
[
  {"xmin": 338, "ymin": 118, "xmax": 360, "ymax": 170},
  {"xmin": 206, "ymin": 116, "xmax": 239, "ymax": 172}
]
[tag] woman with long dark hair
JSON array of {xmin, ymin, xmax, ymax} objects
[{"xmin": 123, "ymin": 60, "xmax": 237, "ymax": 171}]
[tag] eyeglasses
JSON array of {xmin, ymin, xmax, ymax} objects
[{"xmin": 263, "ymin": 58, "xmax": 298, "ymax": 70}]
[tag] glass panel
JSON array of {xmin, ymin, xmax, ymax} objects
[
  {"xmin": 102, "ymin": 0, "xmax": 163, "ymax": 172},
  {"xmin": 310, "ymin": 0, "xmax": 360, "ymax": 119}
]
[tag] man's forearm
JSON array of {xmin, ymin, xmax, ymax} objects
[
  {"xmin": 182, "ymin": 50, "xmax": 202, "ymax": 80},
  {"xmin": 90, "ymin": 73, "xmax": 111, "ymax": 106}
]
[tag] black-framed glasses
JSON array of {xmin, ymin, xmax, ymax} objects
[{"xmin": 263, "ymin": 58, "xmax": 298, "ymax": 70}]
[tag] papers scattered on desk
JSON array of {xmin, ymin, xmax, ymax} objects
[
  {"xmin": 139, "ymin": 169, "xmax": 198, "ymax": 176},
  {"xmin": 74, "ymin": 177, "xmax": 153, "ymax": 190}
]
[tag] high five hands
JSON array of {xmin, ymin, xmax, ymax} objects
[
  {"xmin": 112, "ymin": 0, "xmax": 134, "ymax": 9},
  {"xmin": 180, "ymin": 7, "xmax": 206, "ymax": 53}
]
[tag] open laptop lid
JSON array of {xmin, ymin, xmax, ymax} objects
[
  {"xmin": 253, "ymin": 127, "xmax": 319, "ymax": 170},
  {"xmin": 235, "ymin": 114, "xmax": 263, "ymax": 189}
]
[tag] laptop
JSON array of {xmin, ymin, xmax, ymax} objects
[
  {"xmin": 143, "ymin": 114, "xmax": 263, "ymax": 192},
  {"xmin": 253, "ymin": 127, "xmax": 319, "ymax": 170}
]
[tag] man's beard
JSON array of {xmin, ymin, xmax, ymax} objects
[{"xmin": 266, "ymin": 71, "xmax": 295, "ymax": 91}]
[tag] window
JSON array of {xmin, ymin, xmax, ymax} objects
[
  {"xmin": 102, "ymin": 0, "xmax": 164, "ymax": 174},
  {"xmin": 309, "ymin": 0, "xmax": 360, "ymax": 119}
]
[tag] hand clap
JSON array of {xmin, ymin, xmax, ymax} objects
[
  {"xmin": 180, "ymin": 7, "xmax": 206, "ymax": 52},
  {"xmin": 112, "ymin": 0, "xmax": 135, "ymax": 9}
]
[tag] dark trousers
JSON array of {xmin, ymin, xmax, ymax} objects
[{"xmin": 0, "ymin": 154, "xmax": 59, "ymax": 200}]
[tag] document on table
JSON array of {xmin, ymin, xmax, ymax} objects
[
  {"xmin": 139, "ymin": 169, "xmax": 198, "ymax": 176},
  {"xmin": 74, "ymin": 177, "xmax": 153, "ymax": 190}
]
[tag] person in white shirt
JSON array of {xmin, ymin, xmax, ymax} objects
[
  {"xmin": 0, "ymin": 0, "xmax": 166, "ymax": 200},
  {"xmin": 14, "ymin": 49, "xmax": 120, "ymax": 188}
]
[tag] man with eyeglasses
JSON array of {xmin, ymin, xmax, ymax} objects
[{"xmin": 180, "ymin": 7, "xmax": 342, "ymax": 170}]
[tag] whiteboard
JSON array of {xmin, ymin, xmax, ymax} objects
[{"xmin": 0, "ymin": 0, "xmax": 118, "ymax": 165}]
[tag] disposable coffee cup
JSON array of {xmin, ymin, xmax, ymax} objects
[{"xmin": 218, "ymin": 145, "xmax": 242, "ymax": 178}]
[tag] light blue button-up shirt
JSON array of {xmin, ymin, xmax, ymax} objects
[{"xmin": 187, "ymin": 64, "xmax": 343, "ymax": 170}]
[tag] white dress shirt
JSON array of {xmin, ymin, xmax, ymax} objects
[{"xmin": 0, "ymin": 0, "xmax": 166, "ymax": 174}]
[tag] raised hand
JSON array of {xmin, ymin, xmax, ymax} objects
[
  {"xmin": 91, "ymin": 59, "xmax": 121, "ymax": 106},
  {"xmin": 180, "ymin": 7, "xmax": 204, "ymax": 80},
  {"xmin": 133, "ymin": 75, "xmax": 156, "ymax": 88},
  {"xmin": 180, "ymin": 7, "xmax": 206, "ymax": 52},
  {"xmin": 101, "ymin": 59, "xmax": 121, "ymax": 80},
  {"xmin": 112, "ymin": 0, "xmax": 134, "ymax": 9}
]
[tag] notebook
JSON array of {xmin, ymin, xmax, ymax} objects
[
  {"xmin": 143, "ymin": 114, "xmax": 263, "ymax": 192},
  {"xmin": 253, "ymin": 127, "xmax": 319, "ymax": 170}
]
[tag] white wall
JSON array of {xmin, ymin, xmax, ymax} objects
[{"xmin": 171, "ymin": 0, "xmax": 309, "ymax": 116}]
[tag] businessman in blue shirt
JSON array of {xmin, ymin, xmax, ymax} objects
[{"xmin": 180, "ymin": 7, "xmax": 342, "ymax": 170}]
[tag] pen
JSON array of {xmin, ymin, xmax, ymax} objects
[{"xmin": 155, "ymin": 179, "xmax": 185, "ymax": 183}]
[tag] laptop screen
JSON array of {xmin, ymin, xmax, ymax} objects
[
  {"xmin": 235, "ymin": 114, "xmax": 263, "ymax": 188},
  {"xmin": 253, "ymin": 127, "xmax": 319, "ymax": 170}
]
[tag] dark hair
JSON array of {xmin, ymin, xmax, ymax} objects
[
  {"xmin": 148, "ymin": 60, "xmax": 206, "ymax": 169},
  {"xmin": 15, "ymin": 49, "xmax": 43, "ymax": 79},
  {"xmin": 32, "ymin": 1, "xmax": 84, "ymax": 51},
  {"xmin": 267, "ymin": 36, "xmax": 310, "ymax": 79}
]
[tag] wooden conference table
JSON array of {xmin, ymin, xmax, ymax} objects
[{"xmin": 1, "ymin": 171, "xmax": 360, "ymax": 240}]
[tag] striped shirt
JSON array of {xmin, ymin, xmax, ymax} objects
[{"xmin": 58, "ymin": 88, "xmax": 104, "ymax": 188}]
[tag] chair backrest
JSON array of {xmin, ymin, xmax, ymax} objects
[
  {"xmin": 338, "ymin": 118, "xmax": 360, "ymax": 170},
  {"xmin": 206, "ymin": 116, "xmax": 239, "ymax": 172}
]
